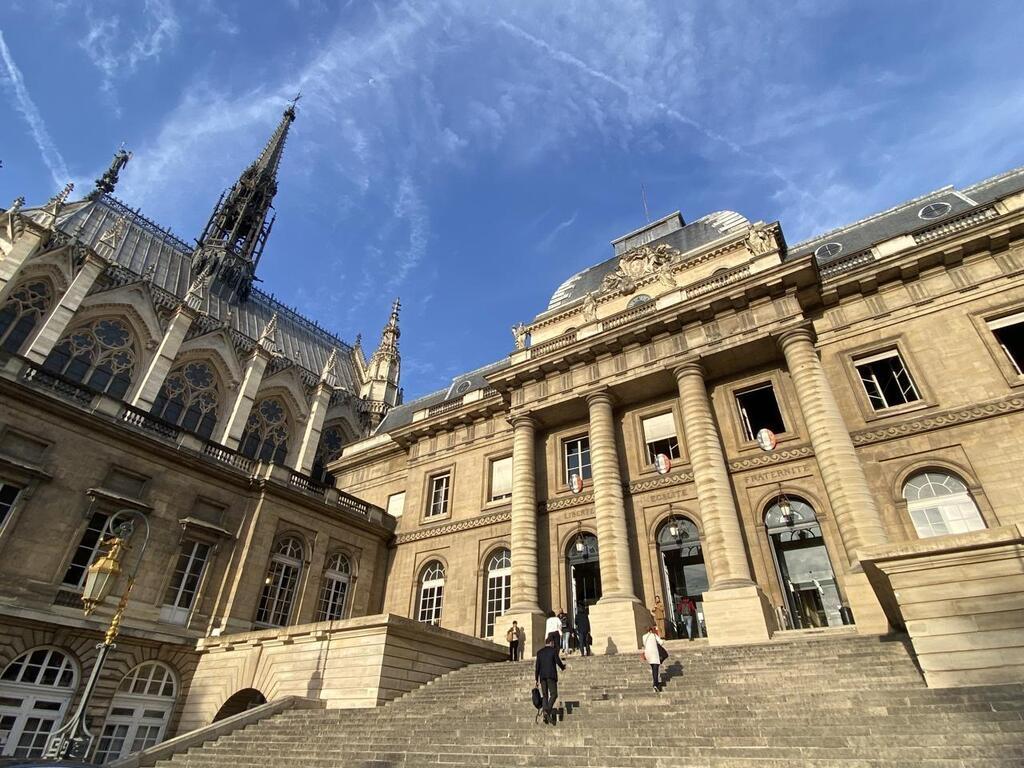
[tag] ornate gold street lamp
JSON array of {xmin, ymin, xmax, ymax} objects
[{"xmin": 46, "ymin": 509, "xmax": 150, "ymax": 760}]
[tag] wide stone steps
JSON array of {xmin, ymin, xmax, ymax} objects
[{"xmin": 155, "ymin": 633, "xmax": 1024, "ymax": 767}]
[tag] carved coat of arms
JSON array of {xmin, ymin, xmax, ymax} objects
[{"xmin": 600, "ymin": 243, "xmax": 681, "ymax": 296}]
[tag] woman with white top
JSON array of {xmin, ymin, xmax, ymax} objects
[
  {"xmin": 641, "ymin": 624, "xmax": 666, "ymax": 692},
  {"xmin": 544, "ymin": 610, "xmax": 562, "ymax": 647}
]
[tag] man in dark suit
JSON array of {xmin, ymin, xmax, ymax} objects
[{"xmin": 534, "ymin": 635, "xmax": 566, "ymax": 724}]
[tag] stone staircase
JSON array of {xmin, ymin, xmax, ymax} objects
[{"xmin": 158, "ymin": 632, "xmax": 1024, "ymax": 767}]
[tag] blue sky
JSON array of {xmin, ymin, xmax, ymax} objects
[{"xmin": 2, "ymin": 1, "xmax": 1023, "ymax": 399}]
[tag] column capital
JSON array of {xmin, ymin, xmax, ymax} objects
[
  {"xmin": 584, "ymin": 388, "xmax": 615, "ymax": 409},
  {"xmin": 508, "ymin": 413, "xmax": 539, "ymax": 431},
  {"xmin": 671, "ymin": 360, "xmax": 705, "ymax": 382},
  {"xmin": 777, "ymin": 325, "xmax": 817, "ymax": 352}
]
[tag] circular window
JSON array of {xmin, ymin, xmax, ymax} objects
[
  {"xmin": 918, "ymin": 202, "xmax": 951, "ymax": 220},
  {"xmin": 814, "ymin": 242, "xmax": 843, "ymax": 259},
  {"xmin": 455, "ymin": 380, "xmax": 472, "ymax": 395},
  {"xmin": 626, "ymin": 294, "xmax": 652, "ymax": 308}
]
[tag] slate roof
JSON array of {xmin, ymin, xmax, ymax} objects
[
  {"xmin": 25, "ymin": 195, "xmax": 359, "ymax": 391},
  {"xmin": 545, "ymin": 210, "xmax": 750, "ymax": 312},
  {"xmin": 788, "ymin": 165, "xmax": 1024, "ymax": 266}
]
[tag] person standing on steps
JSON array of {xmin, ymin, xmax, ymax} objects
[
  {"xmin": 544, "ymin": 610, "xmax": 561, "ymax": 647},
  {"xmin": 641, "ymin": 624, "xmax": 667, "ymax": 692},
  {"xmin": 558, "ymin": 609, "xmax": 571, "ymax": 654},
  {"xmin": 535, "ymin": 634, "xmax": 566, "ymax": 725},
  {"xmin": 650, "ymin": 595, "xmax": 666, "ymax": 637},
  {"xmin": 676, "ymin": 594, "xmax": 697, "ymax": 640},
  {"xmin": 575, "ymin": 602, "xmax": 592, "ymax": 657},
  {"xmin": 515, "ymin": 621, "xmax": 525, "ymax": 660},
  {"xmin": 506, "ymin": 621, "xmax": 521, "ymax": 661}
]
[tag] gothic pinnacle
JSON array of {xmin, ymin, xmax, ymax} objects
[{"xmin": 90, "ymin": 147, "xmax": 132, "ymax": 199}]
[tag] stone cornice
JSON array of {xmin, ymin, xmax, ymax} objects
[
  {"xmin": 393, "ymin": 509, "xmax": 511, "ymax": 544},
  {"xmin": 851, "ymin": 394, "xmax": 1024, "ymax": 446}
]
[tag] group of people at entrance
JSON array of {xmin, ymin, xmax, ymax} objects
[
  {"xmin": 505, "ymin": 605, "xmax": 593, "ymax": 662},
  {"xmin": 650, "ymin": 594, "xmax": 699, "ymax": 640}
]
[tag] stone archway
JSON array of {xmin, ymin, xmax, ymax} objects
[{"xmin": 213, "ymin": 688, "xmax": 267, "ymax": 722}]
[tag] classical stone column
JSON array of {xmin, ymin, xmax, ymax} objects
[
  {"xmin": 502, "ymin": 414, "xmax": 546, "ymax": 654},
  {"xmin": 585, "ymin": 390, "xmax": 634, "ymax": 600},
  {"xmin": 584, "ymin": 390, "xmax": 650, "ymax": 654},
  {"xmin": 778, "ymin": 327, "xmax": 890, "ymax": 632},
  {"xmin": 674, "ymin": 362, "xmax": 774, "ymax": 645},
  {"xmin": 24, "ymin": 254, "xmax": 106, "ymax": 364}
]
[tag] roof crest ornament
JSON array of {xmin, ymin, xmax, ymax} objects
[
  {"xmin": 6, "ymin": 196, "xmax": 25, "ymax": 239},
  {"xmin": 259, "ymin": 312, "xmax": 279, "ymax": 351},
  {"xmin": 43, "ymin": 182, "xmax": 75, "ymax": 227},
  {"xmin": 89, "ymin": 147, "xmax": 132, "ymax": 200}
]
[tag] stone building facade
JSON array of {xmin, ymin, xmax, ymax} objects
[
  {"xmin": 3, "ymin": 100, "xmax": 1024, "ymax": 760},
  {"xmin": 0, "ymin": 107, "xmax": 398, "ymax": 760},
  {"xmin": 332, "ymin": 168, "xmax": 1024, "ymax": 662}
]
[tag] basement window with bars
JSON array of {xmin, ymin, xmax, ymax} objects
[
  {"xmin": 735, "ymin": 384, "xmax": 786, "ymax": 441},
  {"xmin": 854, "ymin": 350, "xmax": 921, "ymax": 411},
  {"xmin": 988, "ymin": 312, "xmax": 1024, "ymax": 376},
  {"xmin": 641, "ymin": 413, "xmax": 680, "ymax": 464}
]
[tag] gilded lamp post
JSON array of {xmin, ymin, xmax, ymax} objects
[{"xmin": 46, "ymin": 509, "xmax": 150, "ymax": 760}]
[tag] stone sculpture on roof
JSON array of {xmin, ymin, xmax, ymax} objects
[
  {"xmin": 599, "ymin": 242, "xmax": 682, "ymax": 297},
  {"xmin": 745, "ymin": 223, "xmax": 777, "ymax": 256}
]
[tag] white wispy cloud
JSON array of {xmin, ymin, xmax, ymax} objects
[
  {"xmin": 0, "ymin": 28, "xmax": 70, "ymax": 187},
  {"xmin": 538, "ymin": 211, "xmax": 578, "ymax": 251}
]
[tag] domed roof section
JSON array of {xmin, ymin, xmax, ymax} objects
[{"xmin": 546, "ymin": 210, "xmax": 749, "ymax": 312}]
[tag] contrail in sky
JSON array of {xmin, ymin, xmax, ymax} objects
[{"xmin": 0, "ymin": 28, "xmax": 70, "ymax": 188}]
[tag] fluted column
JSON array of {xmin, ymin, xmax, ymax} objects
[
  {"xmin": 586, "ymin": 390, "xmax": 636, "ymax": 600},
  {"xmin": 674, "ymin": 363, "xmax": 753, "ymax": 588},
  {"xmin": 508, "ymin": 414, "xmax": 541, "ymax": 613},
  {"xmin": 779, "ymin": 327, "xmax": 888, "ymax": 557}
]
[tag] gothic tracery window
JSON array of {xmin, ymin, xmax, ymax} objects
[
  {"xmin": 43, "ymin": 318, "xmax": 136, "ymax": 399},
  {"xmin": 311, "ymin": 423, "xmax": 347, "ymax": 483},
  {"xmin": 0, "ymin": 280, "xmax": 51, "ymax": 354},
  {"xmin": 151, "ymin": 361, "xmax": 221, "ymax": 439},
  {"xmin": 239, "ymin": 397, "xmax": 289, "ymax": 464}
]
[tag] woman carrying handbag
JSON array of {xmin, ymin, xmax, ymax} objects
[{"xmin": 641, "ymin": 624, "xmax": 668, "ymax": 692}]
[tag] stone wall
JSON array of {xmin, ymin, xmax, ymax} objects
[
  {"xmin": 178, "ymin": 613, "xmax": 506, "ymax": 732},
  {"xmin": 861, "ymin": 524, "xmax": 1024, "ymax": 687}
]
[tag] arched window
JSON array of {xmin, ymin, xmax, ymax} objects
[
  {"xmin": 43, "ymin": 318, "xmax": 136, "ymax": 398},
  {"xmin": 903, "ymin": 470, "xmax": 985, "ymax": 538},
  {"xmin": 93, "ymin": 662, "xmax": 176, "ymax": 764},
  {"xmin": 150, "ymin": 361, "xmax": 220, "ymax": 439},
  {"xmin": 417, "ymin": 561, "xmax": 445, "ymax": 626},
  {"xmin": 483, "ymin": 549, "xmax": 511, "ymax": 638},
  {"xmin": 315, "ymin": 553, "xmax": 352, "ymax": 622},
  {"xmin": 0, "ymin": 647, "xmax": 78, "ymax": 758},
  {"xmin": 311, "ymin": 424, "xmax": 348, "ymax": 483},
  {"xmin": 0, "ymin": 280, "xmax": 51, "ymax": 354},
  {"xmin": 239, "ymin": 397, "xmax": 289, "ymax": 464},
  {"xmin": 255, "ymin": 536, "xmax": 304, "ymax": 627}
]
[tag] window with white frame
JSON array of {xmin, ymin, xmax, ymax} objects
[
  {"xmin": 255, "ymin": 537, "xmax": 304, "ymax": 627},
  {"xmin": 903, "ymin": 470, "xmax": 986, "ymax": 539},
  {"xmin": 316, "ymin": 553, "xmax": 352, "ymax": 622},
  {"xmin": 93, "ymin": 662, "xmax": 176, "ymax": 764},
  {"xmin": 489, "ymin": 456, "xmax": 512, "ymax": 502},
  {"xmin": 386, "ymin": 492, "xmax": 405, "ymax": 518},
  {"xmin": 735, "ymin": 384, "xmax": 786, "ymax": 441},
  {"xmin": 483, "ymin": 549, "xmax": 511, "ymax": 637},
  {"xmin": 159, "ymin": 540, "xmax": 211, "ymax": 625},
  {"xmin": 426, "ymin": 473, "xmax": 451, "ymax": 518},
  {"xmin": 62, "ymin": 511, "xmax": 111, "ymax": 587},
  {"xmin": 417, "ymin": 561, "xmax": 445, "ymax": 625},
  {"xmin": 0, "ymin": 482, "xmax": 21, "ymax": 528},
  {"xmin": 0, "ymin": 647, "xmax": 78, "ymax": 758},
  {"xmin": 641, "ymin": 413, "xmax": 680, "ymax": 465},
  {"xmin": 855, "ymin": 349, "xmax": 920, "ymax": 410},
  {"xmin": 988, "ymin": 312, "xmax": 1024, "ymax": 376},
  {"xmin": 563, "ymin": 436, "xmax": 592, "ymax": 485}
]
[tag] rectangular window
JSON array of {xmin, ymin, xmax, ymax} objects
[
  {"xmin": 489, "ymin": 456, "xmax": 513, "ymax": 501},
  {"xmin": 988, "ymin": 312, "xmax": 1024, "ymax": 375},
  {"xmin": 735, "ymin": 384, "xmax": 787, "ymax": 441},
  {"xmin": 563, "ymin": 436, "xmax": 592, "ymax": 485},
  {"xmin": 426, "ymin": 473, "xmax": 451, "ymax": 518},
  {"xmin": 0, "ymin": 482, "xmax": 21, "ymax": 528},
  {"xmin": 160, "ymin": 540, "xmax": 211, "ymax": 625},
  {"xmin": 855, "ymin": 350, "xmax": 921, "ymax": 410},
  {"xmin": 641, "ymin": 413, "xmax": 680, "ymax": 465},
  {"xmin": 62, "ymin": 511, "xmax": 111, "ymax": 587},
  {"xmin": 386, "ymin": 491, "xmax": 406, "ymax": 518}
]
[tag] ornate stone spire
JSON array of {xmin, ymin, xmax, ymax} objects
[
  {"xmin": 184, "ymin": 274, "xmax": 207, "ymax": 310},
  {"xmin": 360, "ymin": 298, "xmax": 402, "ymax": 424},
  {"xmin": 89, "ymin": 147, "xmax": 132, "ymax": 200},
  {"xmin": 373, "ymin": 298, "xmax": 401, "ymax": 361},
  {"xmin": 258, "ymin": 312, "xmax": 279, "ymax": 351},
  {"xmin": 192, "ymin": 100, "xmax": 298, "ymax": 302},
  {"xmin": 320, "ymin": 347, "xmax": 339, "ymax": 386}
]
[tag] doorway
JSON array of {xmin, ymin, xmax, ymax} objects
[
  {"xmin": 566, "ymin": 531, "xmax": 601, "ymax": 623},
  {"xmin": 764, "ymin": 497, "xmax": 844, "ymax": 629},
  {"xmin": 656, "ymin": 517, "xmax": 709, "ymax": 639}
]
